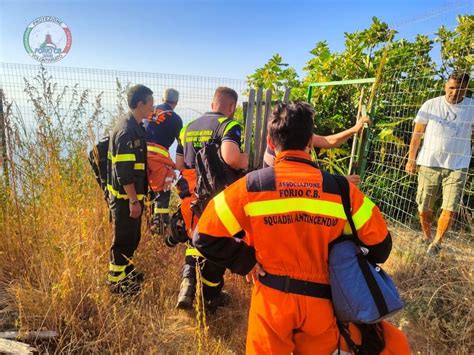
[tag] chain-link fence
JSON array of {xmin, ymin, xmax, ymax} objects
[
  {"xmin": 1, "ymin": 37, "xmax": 472, "ymax": 245},
  {"xmin": 306, "ymin": 29, "xmax": 472, "ymax": 253},
  {"xmin": 0, "ymin": 62, "xmax": 248, "ymax": 154}
]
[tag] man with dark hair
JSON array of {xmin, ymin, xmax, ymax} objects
[
  {"xmin": 174, "ymin": 86, "xmax": 248, "ymax": 309},
  {"xmin": 145, "ymin": 88, "xmax": 183, "ymax": 234},
  {"xmin": 193, "ymin": 101, "xmax": 409, "ymax": 353},
  {"xmin": 406, "ymin": 72, "xmax": 473, "ymax": 255},
  {"xmin": 107, "ymin": 84, "xmax": 153, "ymax": 294}
]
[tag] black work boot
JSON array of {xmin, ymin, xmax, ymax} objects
[
  {"xmin": 109, "ymin": 266, "xmax": 144, "ymax": 296},
  {"xmin": 125, "ymin": 265, "xmax": 145, "ymax": 284},
  {"xmin": 109, "ymin": 276, "xmax": 141, "ymax": 296},
  {"xmin": 205, "ymin": 290, "xmax": 231, "ymax": 312},
  {"xmin": 176, "ymin": 278, "xmax": 196, "ymax": 309}
]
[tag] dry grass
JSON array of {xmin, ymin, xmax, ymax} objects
[
  {"xmin": 0, "ymin": 69, "xmax": 472, "ymax": 353},
  {"xmin": 1, "ymin": 146, "xmax": 472, "ymax": 354},
  {"xmin": 386, "ymin": 229, "xmax": 473, "ymax": 354}
]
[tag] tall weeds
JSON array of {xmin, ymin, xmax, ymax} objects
[{"xmin": 0, "ymin": 67, "xmax": 472, "ymax": 354}]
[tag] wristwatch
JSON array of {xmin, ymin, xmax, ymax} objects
[{"xmin": 129, "ymin": 199, "xmax": 139, "ymax": 205}]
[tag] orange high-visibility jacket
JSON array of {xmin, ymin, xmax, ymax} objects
[
  {"xmin": 194, "ymin": 150, "xmax": 403, "ymax": 354},
  {"xmin": 194, "ymin": 150, "xmax": 391, "ymax": 279}
]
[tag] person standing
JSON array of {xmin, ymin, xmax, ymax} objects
[
  {"xmin": 174, "ymin": 86, "xmax": 248, "ymax": 309},
  {"xmin": 193, "ymin": 101, "xmax": 410, "ymax": 354},
  {"xmin": 145, "ymin": 88, "xmax": 183, "ymax": 234},
  {"xmin": 107, "ymin": 85, "xmax": 153, "ymax": 294},
  {"xmin": 406, "ymin": 72, "xmax": 473, "ymax": 255}
]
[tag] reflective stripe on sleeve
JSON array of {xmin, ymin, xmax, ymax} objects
[
  {"xmin": 352, "ymin": 196, "xmax": 375, "ymax": 230},
  {"xmin": 108, "ymin": 151, "xmax": 136, "ymax": 164},
  {"xmin": 214, "ymin": 192, "xmax": 242, "ymax": 235}
]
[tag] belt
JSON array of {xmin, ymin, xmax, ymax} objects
[{"xmin": 259, "ymin": 272, "xmax": 332, "ymax": 299}]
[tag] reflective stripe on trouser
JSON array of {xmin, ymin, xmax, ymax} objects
[
  {"xmin": 153, "ymin": 190, "xmax": 171, "ymax": 216},
  {"xmin": 108, "ymin": 262, "xmax": 132, "ymax": 283},
  {"xmin": 182, "ymin": 247, "xmax": 225, "ymax": 300},
  {"xmin": 110, "ymin": 199, "xmax": 143, "ymax": 268}
]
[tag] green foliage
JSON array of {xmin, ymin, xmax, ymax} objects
[
  {"xmin": 246, "ymin": 16, "xmax": 472, "ymax": 176},
  {"xmin": 246, "ymin": 53, "xmax": 300, "ymax": 101},
  {"xmin": 436, "ymin": 15, "xmax": 474, "ymax": 75}
]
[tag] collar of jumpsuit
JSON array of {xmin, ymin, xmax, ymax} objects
[{"xmin": 274, "ymin": 150, "xmax": 312, "ymax": 165}]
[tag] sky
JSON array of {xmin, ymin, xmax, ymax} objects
[{"xmin": 0, "ymin": 0, "xmax": 472, "ymax": 80}]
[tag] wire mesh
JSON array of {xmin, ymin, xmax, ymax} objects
[
  {"xmin": 307, "ymin": 30, "xmax": 472, "ymax": 254},
  {"xmin": 0, "ymin": 62, "xmax": 248, "ymax": 147}
]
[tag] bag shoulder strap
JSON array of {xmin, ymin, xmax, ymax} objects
[{"xmin": 332, "ymin": 175, "xmax": 360, "ymax": 244}]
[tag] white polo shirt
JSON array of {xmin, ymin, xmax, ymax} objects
[{"xmin": 414, "ymin": 96, "xmax": 474, "ymax": 170}]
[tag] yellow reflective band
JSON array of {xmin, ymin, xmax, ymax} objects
[
  {"xmin": 109, "ymin": 263, "xmax": 127, "ymax": 272},
  {"xmin": 214, "ymin": 192, "xmax": 242, "ymax": 235},
  {"xmin": 154, "ymin": 207, "xmax": 170, "ymax": 214},
  {"xmin": 201, "ymin": 276, "xmax": 221, "ymax": 288},
  {"xmin": 352, "ymin": 196, "xmax": 375, "ymax": 230},
  {"xmin": 108, "ymin": 151, "xmax": 136, "ymax": 164},
  {"xmin": 223, "ymin": 120, "xmax": 240, "ymax": 136},
  {"xmin": 134, "ymin": 163, "xmax": 145, "ymax": 170},
  {"xmin": 185, "ymin": 248, "xmax": 204, "ymax": 258},
  {"xmin": 147, "ymin": 145, "xmax": 169, "ymax": 157},
  {"xmin": 218, "ymin": 117, "xmax": 228, "ymax": 123},
  {"xmin": 107, "ymin": 184, "xmax": 145, "ymax": 200},
  {"xmin": 343, "ymin": 222, "xmax": 352, "ymax": 235},
  {"xmin": 108, "ymin": 272, "xmax": 126, "ymax": 283},
  {"xmin": 180, "ymin": 122, "xmax": 191, "ymax": 143},
  {"xmin": 244, "ymin": 198, "xmax": 346, "ymax": 219}
]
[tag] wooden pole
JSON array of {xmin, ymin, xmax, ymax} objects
[
  {"xmin": 348, "ymin": 89, "xmax": 365, "ymax": 174},
  {"xmin": 253, "ymin": 88, "xmax": 264, "ymax": 169},
  {"xmin": 257, "ymin": 89, "xmax": 272, "ymax": 169},
  {"xmin": 243, "ymin": 89, "xmax": 255, "ymax": 155},
  {"xmin": 282, "ymin": 88, "xmax": 290, "ymax": 104}
]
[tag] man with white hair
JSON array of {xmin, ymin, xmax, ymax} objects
[{"xmin": 145, "ymin": 88, "xmax": 183, "ymax": 233}]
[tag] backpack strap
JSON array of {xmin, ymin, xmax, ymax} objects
[{"xmin": 212, "ymin": 117, "xmax": 234, "ymax": 142}]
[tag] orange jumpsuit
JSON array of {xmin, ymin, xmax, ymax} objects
[
  {"xmin": 194, "ymin": 150, "xmax": 410, "ymax": 354},
  {"xmin": 178, "ymin": 168, "xmax": 198, "ymax": 237},
  {"xmin": 147, "ymin": 142, "xmax": 175, "ymax": 192}
]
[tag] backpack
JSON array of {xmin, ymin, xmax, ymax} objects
[
  {"xmin": 190, "ymin": 119, "xmax": 245, "ymax": 218},
  {"xmin": 328, "ymin": 174, "xmax": 404, "ymax": 323},
  {"xmin": 88, "ymin": 136, "xmax": 109, "ymax": 198}
]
